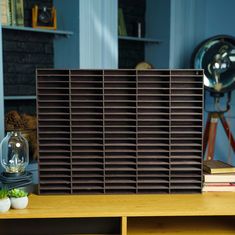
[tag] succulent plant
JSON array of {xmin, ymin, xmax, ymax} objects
[
  {"xmin": 0, "ymin": 188, "xmax": 9, "ymax": 200},
  {"xmin": 8, "ymin": 189, "xmax": 28, "ymax": 198}
]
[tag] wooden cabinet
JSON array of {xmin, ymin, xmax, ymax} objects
[{"xmin": 1, "ymin": 193, "xmax": 235, "ymax": 234}]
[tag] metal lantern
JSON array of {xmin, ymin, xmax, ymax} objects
[
  {"xmin": 0, "ymin": 131, "xmax": 29, "ymax": 175},
  {"xmin": 192, "ymin": 35, "xmax": 235, "ymax": 161},
  {"xmin": 192, "ymin": 35, "xmax": 235, "ymax": 94}
]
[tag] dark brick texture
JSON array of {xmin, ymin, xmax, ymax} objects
[{"xmin": 3, "ymin": 0, "xmax": 54, "ymax": 114}]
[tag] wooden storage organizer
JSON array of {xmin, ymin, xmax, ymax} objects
[{"xmin": 37, "ymin": 69, "xmax": 204, "ymax": 194}]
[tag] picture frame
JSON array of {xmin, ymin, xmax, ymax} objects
[{"xmin": 32, "ymin": 5, "xmax": 57, "ymax": 30}]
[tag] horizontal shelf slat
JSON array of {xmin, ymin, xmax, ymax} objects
[
  {"xmin": 118, "ymin": 35, "xmax": 161, "ymax": 43},
  {"xmin": 4, "ymin": 95, "xmax": 37, "ymax": 100},
  {"xmin": 2, "ymin": 25, "xmax": 73, "ymax": 35}
]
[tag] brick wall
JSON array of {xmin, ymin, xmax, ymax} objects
[
  {"xmin": 118, "ymin": 0, "xmax": 146, "ymax": 68},
  {"xmin": 3, "ymin": 0, "xmax": 54, "ymax": 114}
]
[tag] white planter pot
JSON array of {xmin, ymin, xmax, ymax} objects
[
  {"xmin": 0, "ymin": 197, "xmax": 11, "ymax": 213},
  {"xmin": 10, "ymin": 196, "xmax": 28, "ymax": 209}
]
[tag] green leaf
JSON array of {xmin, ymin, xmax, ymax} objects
[{"xmin": 8, "ymin": 188, "xmax": 28, "ymax": 198}]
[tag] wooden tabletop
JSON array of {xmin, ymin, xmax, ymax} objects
[{"xmin": 1, "ymin": 192, "xmax": 235, "ymax": 219}]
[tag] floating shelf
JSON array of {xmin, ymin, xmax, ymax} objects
[
  {"xmin": 118, "ymin": 36, "xmax": 161, "ymax": 43},
  {"xmin": 4, "ymin": 95, "xmax": 37, "ymax": 100},
  {"xmin": 2, "ymin": 25, "xmax": 73, "ymax": 36}
]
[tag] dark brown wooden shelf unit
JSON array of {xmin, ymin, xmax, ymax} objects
[{"xmin": 37, "ymin": 69, "xmax": 204, "ymax": 195}]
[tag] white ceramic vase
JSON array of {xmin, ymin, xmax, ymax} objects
[
  {"xmin": 0, "ymin": 197, "xmax": 11, "ymax": 213},
  {"xmin": 10, "ymin": 196, "xmax": 28, "ymax": 209}
]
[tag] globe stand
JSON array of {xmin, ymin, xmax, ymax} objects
[{"xmin": 203, "ymin": 111, "xmax": 235, "ymax": 160}]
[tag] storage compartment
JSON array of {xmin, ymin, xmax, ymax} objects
[
  {"xmin": 0, "ymin": 218, "xmax": 120, "ymax": 235},
  {"xmin": 127, "ymin": 216, "xmax": 235, "ymax": 235}
]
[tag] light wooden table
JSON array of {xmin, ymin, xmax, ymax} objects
[{"xmin": 1, "ymin": 193, "xmax": 235, "ymax": 234}]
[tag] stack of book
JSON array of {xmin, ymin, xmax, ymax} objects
[
  {"xmin": 203, "ymin": 160, "xmax": 235, "ymax": 192},
  {"xmin": 1, "ymin": 0, "xmax": 11, "ymax": 25},
  {"xmin": 1, "ymin": 0, "xmax": 24, "ymax": 26}
]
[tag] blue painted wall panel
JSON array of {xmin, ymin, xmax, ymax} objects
[
  {"xmin": 79, "ymin": 0, "xmax": 118, "ymax": 69},
  {"xmin": 102, "ymin": 0, "xmax": 118, "ymax": 69},
  {"xmin": 54, "ymin": 0, "xmax": 117, "ymax": 69},
  {"xmin": 145, "ymin": 0, "xmax": 171, "ymax": 68},
  {"xmin": 205, "ymin": 0, "xmax": 235, "ymax": 38},
  {"xmin": 79, "ymin": 0, "xmax": 102, "ymax": 68},
  {"xmin": 169, "ymin": 0, "xmax": 206, "ymax": 68},
  {"xmin": 54, "ymin": 0, "xmax": 80, "ymax": 68}
]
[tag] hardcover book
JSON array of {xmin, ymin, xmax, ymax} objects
[
  {"xmin": 15, "ymin": 0, "xmax": 24, "ymax": 26},
  {"xmin": 203, "ymin": 183, "xmax": 235, "ymax": 192},
  {"xmin": 203, "ymin": 160, "xmax": 235, "ymax": 174},
  {"xmin": 118, "ymin": 8, "xmax": 127, "ymax": 36},
  {"xmin": 204, "ymin": 173, "xmax": 235, "ymax": 183},
  {"xmin": 10, "ymin": 0, "xmax": 24, "ymax": 26},
  {"xmin": 1, "ymin": 0, "xmax": 11, "ymax": 25}
]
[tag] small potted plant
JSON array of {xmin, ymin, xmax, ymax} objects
[
  {"xmin": 0, "ymin": 188, "xmax": 11, "ymax": 213},
  {"xmin": 8, "ymin": 188, "xmax": 28, "ymax": 209}
]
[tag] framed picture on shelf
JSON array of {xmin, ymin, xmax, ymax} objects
[{"xmin": 32, "ymin": 5, "xmax": 57, "ymax": 30}]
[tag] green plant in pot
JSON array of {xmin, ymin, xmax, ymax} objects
[
  {"xmin": 8, "ymin": 188, "xmax": 28, "ymax": 209},
  {"xmin": 0, "ymin": 188, "xmax": 11, "ymax": 213}
]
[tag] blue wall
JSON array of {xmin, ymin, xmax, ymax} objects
[
  {"xmin": 54, "ymin": 0, "xmax": 80, "ymax": 68},
  {"xmin": 54, "ymin": 0, "xmax": 118, "ymax": 69},
  {"xmin": 205, "ymin": 0, "xmax": 235, "ymax": 38},
  {"xmin": 55, "ymin": 0, "xmax": 235, "ymax": 164},
  {"xmin": 145, "ymin": 0, "xmax": 171, "ymax": 68},
  {"xmin": 203, "ymin": 0, "xmax": 235, "ymax": 164},
  {"xmin": 168, "ymin": 0, "xmax": 235, "ymax": 164},
  {"xmin": 169, "ymin": 0, "xmax": 206, "ymax": 68},
  {"xmin": 176, "ymin": 0, "xmax": 235, "ymax": 164},
  {"xmin": 79, "ymin": 0, "xmax": 118, "ymax": 69}
]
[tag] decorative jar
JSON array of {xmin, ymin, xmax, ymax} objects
[{"xmin": 0, "ymin": 131, "xmax": 29, "ymax": 175}]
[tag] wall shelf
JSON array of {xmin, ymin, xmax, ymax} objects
[
  {"xmin": 2, "ymin": 25, "xmax": 73, "ymax": 36},
  {"xmin": 118, "ymin": 36, "xmax": 161, "ymax": 43},
  {"xmin": 4, "ymin": 95, "xmax": 37, "ymax": 100}
]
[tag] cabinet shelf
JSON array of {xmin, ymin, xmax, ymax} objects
[
  {"xmin": 118, "ymin": 36, "xmax": 161, "ymax": 43},
  {"xmin": 4, "ymin": 95, "xmax": 37, "ymax": 100},
  {"xmin": 2, "ymin": 25, "xmax": 73, "ymax": 36},
  {"xmin": 128, "ymin": 216, "xmax": 235, "ymax": 235}
]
